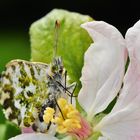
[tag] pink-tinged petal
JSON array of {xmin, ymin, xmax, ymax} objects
[
  {"xmin": 68, "ymin": 116, "xmax": 92, "ymax": 140},
  {"xmin": 22, "ymin": 127, "xmax": 34, "ymax": 133},
  {"xmin": 125, "ymin": 20, "xmax": 140, "ymax": 62},
  {"xmin": 78, "ymin": 21, "xmax": 127, "ymax": 116},
  {"xmin": 9, "ymin": 133, "xmax": 58, "ymax": 140},
  {"xmin": 95, "ymin": 106, "xmax": 140, "ymax": 140},
  {"xmin": 95, "ymin": 20, "xmax": 140, "ymax": 140}
]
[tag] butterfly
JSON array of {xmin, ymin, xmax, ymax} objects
[{"xmin": 0, "ymin": 20, "xmax": 77, "ymax": 133}]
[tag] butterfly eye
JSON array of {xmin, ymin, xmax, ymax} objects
[
  {"xmin": 51, "ymin": 65, "xmax": 57, "ymax": 73},
  {"xmin": 59, "ymin": 68, "xmax": 63, "ymax": 74}
]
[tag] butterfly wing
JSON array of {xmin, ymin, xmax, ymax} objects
[{"xmin": 0, "ymin": 59, "xmax": 49, "ymax": 127}]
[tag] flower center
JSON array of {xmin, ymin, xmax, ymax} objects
[
  {"xmin": 43, "ymin": 98, "xmax": 92, "ymax": 140},
  {"xmin": 53, "ymin": 98, "xmax": 82, "ymax": 133},
  {"xmin": 43, "ymin": 107, "xmax": 55, "ymax": 123}
]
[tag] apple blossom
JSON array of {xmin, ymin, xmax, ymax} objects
[{"xmin": 9, "ymin": 20, "xmax": 140, "ymax": 140}]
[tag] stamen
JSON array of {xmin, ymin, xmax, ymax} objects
[
  {"xmin": 55, "ymin": 98, "xmax": 91, "ymax": 139},
  {"xmin": 52, "ymin": 98, "xmax": 81, "ymax": 133},
  {"xmin": 43, "ymin": 107, "xmax": 55, "ymax": 123},
  {"xmin": 43, "ymin": 98, "xmax": 92, "ymax": 140}
]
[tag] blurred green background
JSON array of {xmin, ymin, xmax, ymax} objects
[
  {"xmin": 0, "ymin": 0, "xmax": 140, "ymax": 139},
  {"xmin": 0, "ymin": 31, "xmax": 30, "ymax": 72}
]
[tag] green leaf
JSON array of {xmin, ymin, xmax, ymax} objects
[
  {"xmin": 30, "ymin": 9, "xmax": 93, "ymax": 94},
  {"xmin": 5, "ymin": 121, "xmax": 21, "ymax": 140},
  {"xmin": 0, "ymin": 124, "xmax": 7, "ymax": 140},
  {"xmin": 0, "ymin": 105, "xmax": 6, "ymax": 124}
]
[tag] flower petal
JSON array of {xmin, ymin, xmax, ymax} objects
[
  {"xmin": 22, "ymin": 127, "xmax": 34, "ymax": 133},
  {"xmin": 95, "ymin": 107, "xmax": 140, "ymax": 140},
  {"xmin": 125, "ymin": 20, "xmax": 140, "ymax": 62},
  {"xmin": 94, "ymin": 20, "xmax": 140, "ymax": 140},
  {"xmin": 9, "ymin": 133, "xmax": 58, "ymax": 140},
  {"xmin": 78, "ymin": 21, "xmax": 126, "ymax": 116},
  {"xmin": 98, "ymin": 136, "xmax": 108, "ymax": 140}
]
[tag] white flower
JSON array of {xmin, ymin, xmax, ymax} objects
[
  {"xmin": 9, "ymin": 20, "xmax": 140, "ymax": 140},
  {"xmin": 78, "ymin": 20, "xmax": 140, "ymax": 140},
  {"xmin": 79, "ymin": 20, "xmax": 127, "ymax": 118},
  {"xmin": 9, "ymin": 133, "xmax": 57, "ymax": 140}
]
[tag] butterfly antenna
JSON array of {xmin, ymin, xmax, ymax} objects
[
  {"xmin": 53, "ymin": 20, "xmax": 60, "ymax": 59},
  {"xmin": 54, "ymin": 97, "xmax": 65, "ymax": 120}
]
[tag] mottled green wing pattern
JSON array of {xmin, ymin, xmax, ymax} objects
[{"xmin": 0, "ymin": 60, "xmax": 49, "ymax": 127}]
